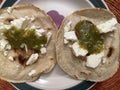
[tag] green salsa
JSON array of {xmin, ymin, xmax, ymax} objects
[
  {"xmin": 75, "ymin": 20, "xmax": 104, "ymax": 54},
  {"xmin": 3, "ymin": 26, "xmax": 47, "ymax": 50}
]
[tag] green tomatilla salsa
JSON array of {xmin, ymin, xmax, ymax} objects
[
  {"xmin": 3, "ymin": 26, "xmax": 47, "ymax": 50},
  {"xmin": 75, "ymin": 20, "xmax": 104, "ymax": 54}
]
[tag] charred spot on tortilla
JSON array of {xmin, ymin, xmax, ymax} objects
[
  {"xmin": 14, "ymin": 49, "xmax": 36, "ymax": 65},
  {"xmin": 107, "ymin": 47, "xmax": 114, "ymax": 57},
  {"xmin": 73, "ymin": 54, "xmax": 87, "ymax": 61},
  {"xmin": 18, "ymin": 54, "xmax": 27, "ymax": 65},
  {"xmin": 86, "ymin": 53, "xmax": 90, "ymax": 56},
  {"xmin": 75, "ymin": 20, "xmax": 104, "ymax": 55},
  {"xmin": 5, "ymin": 18, "xmax": 14, "ymax": 24},
  {"xmin": 46, "ymin": 27, "xmax": 52, "ymax": 30}
]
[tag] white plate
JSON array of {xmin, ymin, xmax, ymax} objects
[{"xmin": 1, "ymin": 0, "xmax": 107, "ymax": 90}]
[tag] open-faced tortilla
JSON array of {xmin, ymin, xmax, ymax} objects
[
  {"xmin": 56, "ymin": 8, "xmax": 119, "ymax": 82},
  {"xmin": 0, "ymin": 4, "xmax": 57, "ymax": 82}
]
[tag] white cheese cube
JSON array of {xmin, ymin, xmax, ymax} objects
[
  {"xmin": 64, "ymin": 39, "xmax": 69, "ymax": 44},
  {"xmin": 40, "ymin": 47, "xmax": 47, "ymax": 54},
  {"xmin": 64, "ymin": 21, "xmax": 72, "ymax": 32},
  {"xmin": 8, "ymin": 56, "xmax": 14, "ymax": 61},
  {"xmin": 86, "ymin": 51, "xmax": 104, "ymax": 68},
  {"xmin": 3, "ymin": 51, "xmax": 8, "ymax": 56},
  {"xmin": 11, "ymin": 17, "xmax": 26, "ymax": 29},
  {"xmin": 28, "ymin": 70, "xmax": 36, "ymax": 76},
  {"xmin": 72, "ymin": 42, "xmax": 88, "ymax": 56},
  {"xmin": 0, "ymin": 22, "xmax": 11, "ymax": 30},
  {"xmin": 11, "ymin": 16, "xmax": 35, "ymax": 29},
  {"xmin": 64, "ymin": 31, "xmax": 77, "ymax": 41},
  {"xmin": 7, "ymin": 7, "xmax": 13, "ymax": 13},
  {"xmin": 97, "ymin": 18, "xmax": 117, "ymax": 33},
  {"xmin": 26, "ymin": 53, "xmax": 39, "ymax": 65},
  {"xmin": 30, "ymin": 25, "xmax": 36, "ymax": 29},
  {"xmin": 102, "ymin": 57, "xmax": 107, "ymax": 64},
  {"xmin": 0, "ymin": 39, "xmax": 8, "ymax": 51},
  {"xmin": 24, "ymin": 16, "xmax": 35, "ymax": 21},
  {"xmin": 35, "ymin": 29, "xmax": 46, "ymax": 36},
  {"xmin": 5, "ymin": 44, "xmax": 11, "ymax": 50},
  {"xmin": 30, "ymin": 25, "xmax": 41, "ymax": 30}
]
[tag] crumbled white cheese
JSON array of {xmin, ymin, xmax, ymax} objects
[
  {"xmin": 64, "ymin": 39, "xmax": 69, "ymax": 44},
  {"xmin": 86, "ymin": 51, "xmax": 104, "ymax": 68},
  {"xmin": 30, "ymin": 15, "xmax": 35, "ymax": 21},
  {"xmin": 5, "ymin": 44, "xmax": 11, "ymax": 50},
  {"xmin": 0, "ymin": 22, "xmax": 11, "ymax": 30},
  {"xmin": 35, "ymin": 29, "xmax": 46, "ymax": 36},
  {"xmin": 16, "ymin": 65, "xmax": 21, "ymax": 70},
  {"xmin": 46, "ymin": 32, "xmax": 52, "ymax": 44},
  {"xmin": 10, "ymin": 16, "xmax": 35, "ymax": 29},
  {"xmin": 30, "ymin": 25, "xmax": 36, "ymax": 29},
  {"xmin": 26, "ymin": 53, "xmax": 39, "ymax": 65},
  {"xmin": 3, "ymin": 51, "xmax": 8, "ymax": 56},
  {"xmin": 28, "ymin": 70, "xmax": 36, "ymax": 76},
  {"xmin": 30, "ymin": 25, "xmax": 41, "ymax": 29},
  {"xmin": 8, "ymin": 56, "xmax": 14, "ymax": 61},
  {"xmin": 41, "ymin": 44, "xmax": 44, "ymax": 47},
  {"xmin": 102, "ymin": 57, "xmax": 107, "ymax": 64},
  {"xmin": 40, "ymin": 47, "xmax": 47, "ymax": 54},
  {"xmin": 64, "ymin": 31, "xmax": 77, "ymax": 41},
  {"xmin": 97, "ymin": 18, "xmax": 117, "ymax": 33},
  {"xmin": 11, "ymin": 17, "xmax": 26, "ymax": 29},
  {"xmin": 0, "ymin": 16, "xmax": 4, "ymax": 19},
  {"xmin": 0, "ymin": 39, "xmax": 8, "ymax": 51},
  {"xmin": 72, "ymin": 42, "xmax": 88, "ymax": 56},
  {"xmin": 20, "ymin": 43, "xmax": 25, "ymax": 48},
  {"xmin": 69, "ymin": 45, "xmax": 72, "ymax": 48},
  {"xmin": 64, "ymin": 21, "xmax": 72, "ymax": 32},
  {"xmin": 24, "ymin": 16, "xmax": 35, "ymax": 21},
  {"xmin": 20, "ymin": 43, "xmax": 28, "ymax": 52},
  {"xmin": 7, "ymin": 7, "xmax": 13, "ymax": 13}
]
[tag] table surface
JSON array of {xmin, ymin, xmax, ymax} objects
[{"xmin": 0, "ymin": 0, "xmax": 120, "ymax": 90}]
